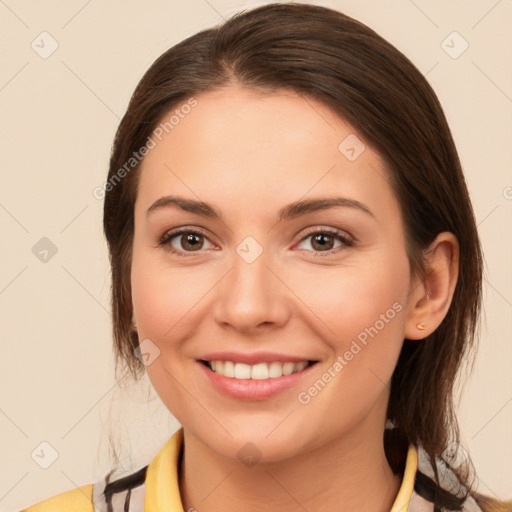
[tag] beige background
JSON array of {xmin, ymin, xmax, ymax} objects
[{"xmin": 1, "ymin": 0, "xmax": 511, "ymax": 509}]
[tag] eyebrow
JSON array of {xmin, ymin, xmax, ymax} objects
[{"xmin": 146, "ymin": 195, "xmax": 375, "ymax": 221}]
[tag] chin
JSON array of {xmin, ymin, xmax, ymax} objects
[{"xmin": 187, "ymin": 416, "xmax": 317, "ymax": 465}]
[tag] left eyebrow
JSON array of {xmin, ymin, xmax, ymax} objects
[
  {"xmin": 278, "ymin": 197, "xmax": 375, "ymax": 221},
  {"xmin": 146, "ymin": 195, "xmax": 375, "ymax": 221}
]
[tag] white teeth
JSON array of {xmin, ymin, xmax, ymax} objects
[
  {"xmin": 296, "ymin": 361, "xmax": 308, "ymax": 372},
  {"xmin": 282, "ymin": 362, "xmax": 295, "ymax": 375},
  {"xmin": 234, "ymin": 363, "xmax": 251, "ymax": 379},
  {"xmin": 251, "ymin": 363, "xmax": 269, "ymax": 380},
  {"xmin": 207, "ymin": 360, "xmax": 310, "ymax": 379},
  {"xmin": 268, "ymin": 361, "xmax": 283, "ymax": 378},
  {"xmin": 223, "ymin": 361, "xmax": 235, "ymax": 378}
]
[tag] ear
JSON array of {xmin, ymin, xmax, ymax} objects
[{"xmin": 404, "ymin": 232, "xmax": 459, "ymax": 340}]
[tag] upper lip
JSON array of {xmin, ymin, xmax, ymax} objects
[{"xmin": 199, "ymin": 351, "xmax": 317, "ymax": 365}]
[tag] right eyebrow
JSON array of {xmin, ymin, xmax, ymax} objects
[{"xmin": 146, "ymin": 196, "xmax": 223, "ymax": 219}]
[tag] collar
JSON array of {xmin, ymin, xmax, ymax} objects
[
  {"xmin": 391, "ymin": 445, "xmax": 418, "ymax": 512},
  {"xmin": 144, "ymin": 427, "xmax": 185, "ymax": 510},
  {"xmin": 144, "ymin": 427, "xmax": 419, "ymax": 512}
]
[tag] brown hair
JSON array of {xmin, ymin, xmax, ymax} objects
[{"xmin": 102, "ymin": 3, "xmax": 506, "ymax": 509}]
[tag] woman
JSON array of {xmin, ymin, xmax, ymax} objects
[{"xmin": 21, "ymin": 3, "xmax": 511, "ymax": 511}]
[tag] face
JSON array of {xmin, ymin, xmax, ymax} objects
[{"xmin": 131, "ymin": 86, "xmax": 415, "ymax": 462}]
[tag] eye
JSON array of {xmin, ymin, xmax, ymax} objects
[
  {"xmin": 158, "ymin": 226, "xmax": 355, "ymax": 258},
  {"xmin": 158, "ymin": 228, "xmax": 216, "ymax": 257},
  {"xmin": 295, "ymin": 227, "xmax": 355, "ymax": 256}
]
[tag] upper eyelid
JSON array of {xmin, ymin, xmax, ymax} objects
[
  {"xmin": 161, "ymin": 227, "xmax": 216, "ymax": 247},
  {"xmin": 161, "ymin": 225, "xmax": 353, "ymax": 250},
  {"xmin": 161, "ymin": 225, "xmax": 349, "ymax": 238}
]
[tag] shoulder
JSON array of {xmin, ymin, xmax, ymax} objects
[
  {"xmin": 19, "ymin": 484, "xmax": 94, "ymax": 512},
  {"xmin": 19, "ymin": 428, "xmax": 184, "ymax": 512},
  {"xmin": 471, "ymin": 492, "xmax": 512, "ymax": 512},
  {"xmin": 414, "ymin": 445, "xmax": 511, "ymax": 512},
  {"xmin": 18, "ymin": 465, "xmax": 148, "ymax": 512}
]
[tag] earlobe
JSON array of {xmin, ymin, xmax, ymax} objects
[{"xmin": 404, "ymin": 232, "xmax": 459, "ymax": 340}]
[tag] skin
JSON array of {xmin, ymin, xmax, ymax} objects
[{"xmin": 130, "ymin": 85, "xmax": 459, "ymax": 512}]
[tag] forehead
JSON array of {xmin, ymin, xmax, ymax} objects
[{"xmin": 135, "ymin": 86, "xmax": 397, "ymax": 223}]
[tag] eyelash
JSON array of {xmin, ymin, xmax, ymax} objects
[{"xmin": 158, "ymin": 227, "xmax": 355, "ymax": 258}]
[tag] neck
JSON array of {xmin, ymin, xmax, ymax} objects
[{"xmin": 178, "ymin": 421, "xmax": 403, "ymax": 512}]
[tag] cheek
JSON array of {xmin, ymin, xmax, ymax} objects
[
  {"xmin": 292, "ymin": 251, "xmax": 409, "ymax": 402},
  {"xmin": 286, "ymin": 250, "xmax": 409, "ymax": 342},
  {"xmin": 130, "ymin": 250, "xmax": 207, "ymax": 341},
  {"xmin": 335, "ymin": 260, "xmax": 408, "ymax": 373},
  {"xmin": 130, "ymin": 250, "xmax": 197, "ymax": 422}
]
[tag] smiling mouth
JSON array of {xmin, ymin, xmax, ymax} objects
[{"xmin": 200, "ymin": 360, "xmax": 317, "ymax": 380}]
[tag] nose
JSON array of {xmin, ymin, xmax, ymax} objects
[{"xmin": 212, "ymin": 246, "xmax": 289, "ymax": 334}]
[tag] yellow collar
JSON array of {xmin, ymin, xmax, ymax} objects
[
  {"xmin": 144, "ymin": 428, "xmax": 185, "ymax": 510},
  {"xmin": 144, "ymin": 428, "xmax": 418, "ymax": 511},
  {"xmin": 391, "ymin": 445, "xmax": 418, "ymax": 512}
]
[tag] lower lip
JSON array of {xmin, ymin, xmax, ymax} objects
[{"xmin": 197, "ymin": 361, "xmax": 318, "ymax": 400}]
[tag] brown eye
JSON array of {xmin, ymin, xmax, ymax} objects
[
  {"xmin": 179, "ymin": 232, "xmax": 204, "ymax": 251},
  {"xmin": 310, "ymin": 233, "xmax": 336, "ymax": 251},
  {"xmin": 296, "ymin": 228, "xmax": 354, "ymax": 256},
  {"xmin": 159, "ymin": 229, "xmax": 216, "ymax": 256}
]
